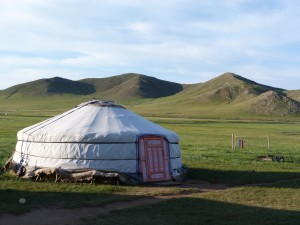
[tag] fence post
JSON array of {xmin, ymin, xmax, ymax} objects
[{"xmin": 232, "ymin": 133, "xmax": 235, "ymax": 150}]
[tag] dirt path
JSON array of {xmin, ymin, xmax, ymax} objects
[{"xmin": 0, "ymin": 181, "xmax": 228, "ymax": 225}]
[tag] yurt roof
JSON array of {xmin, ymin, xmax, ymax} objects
[{"xmin": 17, "ymin": 100, "xmax": 179, "ymax": 143}]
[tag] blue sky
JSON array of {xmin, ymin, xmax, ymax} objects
[{"xmin": 0, "ymin": 0, "xmax": 300, "ymax": 90}]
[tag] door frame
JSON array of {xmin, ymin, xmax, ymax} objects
[{"xmin": 137, "ymin": 134, "xmax": 171, "ymax": 182}]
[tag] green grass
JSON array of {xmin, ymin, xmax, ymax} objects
[
  {"xmin": 1, "ymin": 114, "xmax": 300, "ymax": 221},
  {"xmin": 0, "ymin": 171, "xmax": 197, "ymax": 215},
  {"xmin": 2, "ymin": 116, "xmax": 300, "ymax": 185},
  {"xmin": 81, "ymin": 179, "xmax": 300, "ymax": 225},
  {"xmin": 0, "ymin": 176, "xmax": 136, "ymax": 214},
  {"xmin": 0, "ymin": 116, "xmax": 48, "ymax": 163},
  {"xmin": 151, "ymin": 117, "xmax": 300, "ymax": 184},
  {"xmin": 1, "ymin": 74, "xmax": 300, "ymax": 223}
]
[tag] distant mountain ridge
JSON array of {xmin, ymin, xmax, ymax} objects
[
  {"xmin": 80, "ymin": 73, "xmax": 183, "ymax": 98},
  {"xmin": 143, "ymin": 72, "xmax": 300, "ymax": 116},
  {"xmin": 178, "ymin": 73, "xmax": 284, "ymax": 102},
  {"xmin": 0, "ymin": 77, "xmax": 95, "ymax": 98},
  {"xmin": 0, "ymin": 72, "xmax": 299, "ymax": 116},
  {"xmin": 0, "ymin": 73, "xmax": 184, "ymax": 99}
]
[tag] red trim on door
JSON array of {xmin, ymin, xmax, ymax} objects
[{"xmin": 139, "ymin": 136, "xmax": 171, "ymax": 182}]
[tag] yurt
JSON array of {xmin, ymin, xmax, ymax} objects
[{"xmin": 10, "ymin": 100, "xmax": 185, "ymax": 183}]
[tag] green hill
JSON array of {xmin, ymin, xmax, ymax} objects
[
  {"xmin": 0, "ymin": 73, "xmax": 183, "ymax": 100},
  {"xmin": 0, "ymin": 77, "xmax": 95, "ymax": 99},
  {"xmin": 0, "ymin": 72, "xmax": 299, "ymax": 118},
  {"xmin": 170, "ymin": 72, "xmax": 284, "ymax": 103},
  {"xmin": 80, "ymin": 73, "xmax": 184, "ymax": 99},
  {"xmin": 129, "ymin": 73, "xmax": 300, "ymax": 118},
  {"xmin": 0, "ymin": 73, "xmax": 184, "ymax": 115}
]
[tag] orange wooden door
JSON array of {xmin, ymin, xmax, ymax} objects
[{"xmin": 139, "ymin": 136, "xmax": 171, "ymax": 182}]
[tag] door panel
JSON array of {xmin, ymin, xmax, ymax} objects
[{"xmin": 139, "ymin": 136, "xmax": 171, "ymax": 182}]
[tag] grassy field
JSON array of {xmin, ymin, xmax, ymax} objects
[
  {"xmin": 82, "ymin": 179, "xmax": 300, "ymax": 225},
  {"xmin": 154, "ymin": 117, "xmax": 300, "ymax": 184},
  {"xmin": 0, "ymin": 113, "xmax": 300, "ymax": 224}
]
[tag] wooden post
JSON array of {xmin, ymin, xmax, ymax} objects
[
  {"xmin": 267, "ymin": 134, "xmax": 270, "ymax": 150},
  {"xmin": 232, "ymin": 133, "xmax": 235, "ymax": 150}
]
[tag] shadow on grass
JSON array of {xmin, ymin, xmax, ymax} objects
[
  {"xmin": 0, "ymin": 189, "xmax": 138, "ymax": 215},
  {"xmin": 1, "ymin": 181, "xmax": 299, "ymax": 225},
  {"xmin": 188, "ymin": 168, "xmax": 300, "ymax": 187},
  {"xmin": 82, "ymin": 197, "xmax": 300, "ymax": 225}
]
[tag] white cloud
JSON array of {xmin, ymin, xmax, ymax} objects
[
  {"xmin": 0, "ymin": 56, "xmax": 54, "ymax": 66},
  {"xmin": 0, "ymin": 0, "xmax": 300, "ymax": 90},
  {"xmin": 60, "ymin": 52, "xmax": 127, "ymax": 67},
  {"xmin": 127, "ymin": 22, "xmax": 155, "ymax": 34}
]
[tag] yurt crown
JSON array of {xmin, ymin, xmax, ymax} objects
[{"xmin": 80, "ymin": 100, "xmax": 124, "ymax": 108}]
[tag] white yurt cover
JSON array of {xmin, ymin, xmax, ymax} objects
[{"xmin": 12, "ymin": 100, "xmax": 182, "ymax": 179}]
